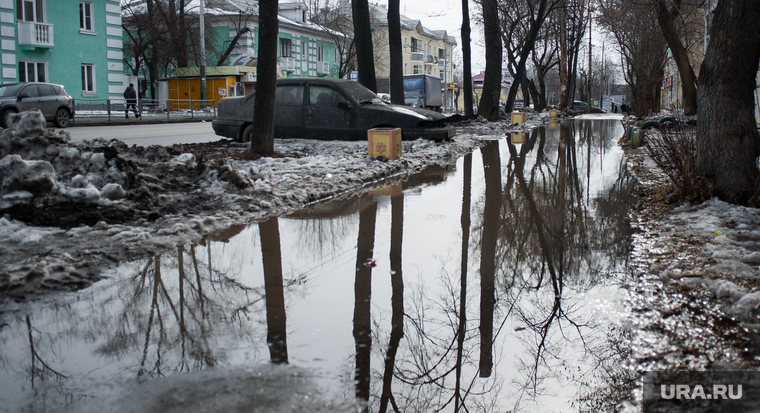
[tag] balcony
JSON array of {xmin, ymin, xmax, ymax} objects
[
  {"xmin": 410, "ymin": 53, "xmax": 423, "ymax": 62},
  {"xmin": 17, "ymin": 21, "xmax": 54, "ymax": 49},
  {"xmin": 278, "ymin": 56, "xmax": 296, "ymax": 71},
  {"xmin": 317, "ymin": 61, "xmax": 329, "ymax": 75}
]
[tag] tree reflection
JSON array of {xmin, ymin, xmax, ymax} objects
[
  {"xmin": 95, "ymin": 237, "xmax": 269, "ymax": 379},
  {"xmin": 479, "ymin": 141, "xmax": 502, "ymax": 378},
  {"xmin": 354, "ymin": 200, "xmax": 378, "ymax": 405},
  {"xmin": 379, "ymin": 194, "xmax": 405, "ymax": 413},
  {"xmin": 260, "ymin": 217, "xmax": 288, "ymax": 364},
  {"xmin": 499, "ymin": 122, "xmax": 634, "ymax": 408}
]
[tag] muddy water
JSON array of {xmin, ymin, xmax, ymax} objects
[{"xmin": 0, "ymin": 119, "xmax": 636, "ymax": 412}]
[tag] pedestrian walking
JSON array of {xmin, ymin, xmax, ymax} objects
[{"xmin": 124, "ymin": 83, "xmax": 139, "ymax": 119}]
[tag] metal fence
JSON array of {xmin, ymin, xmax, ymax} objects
[{"xmin": 72, "ymin": 98, "xmax": 217, "ymax": 121}]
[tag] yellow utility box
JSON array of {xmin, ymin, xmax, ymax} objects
[
  {"xmin": 370, "ymin": 183, "xmax": 403, "ymax": 196},
  {"xmin": 549, "ymin": 109, "xmax": 558, "ymax": 118},
  {"xmin": 511, "ymin": 133, "xmax": 525, "ymax": 144},
  {"xmin": 511, "ymin": 112, "xmax": 525, "ymax": 125},
  {"xmin": 368, "ymin": 128, "xmax": 402, "ymax": 160}
]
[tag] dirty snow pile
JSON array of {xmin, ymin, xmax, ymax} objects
[
  {"xmin": 0, "ymin": 108, "xmax": 558, "ymax": 297},
  {"xmin": 658, "ymin": 199, "xmax": 760, "ymax": 315}
]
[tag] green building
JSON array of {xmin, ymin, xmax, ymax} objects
[{"xmin": 0, "ymin": 0, "xmax": 127, "ymax": 100}]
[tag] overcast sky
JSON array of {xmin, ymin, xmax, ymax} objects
[{"xmin": 396, "ymin": 0, "xmax": 487, "ymax": 76}]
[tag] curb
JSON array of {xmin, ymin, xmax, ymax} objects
[{"xmin": 67, "ymin": 117, "xmax": 216, "ymax": 128}]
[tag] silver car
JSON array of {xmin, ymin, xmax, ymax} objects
[{"xmin": 0, "ymin": 82, "xmax": 75, "ymax": 128}]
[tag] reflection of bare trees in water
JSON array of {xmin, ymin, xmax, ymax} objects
[
  {"xmin": 383, "ymin": 152, "xmax": 504, "ymax": 412},
  {"xmin": 379, "ymin": 195, "xmax": 404, "ymax": 413},
  {"xmin": 25, "ymin": 315, "xmax": 68, "ymax": 386},
  {"xmin": 354, "ymin": 201, "xmax": 378, "ymax": 404},
  {"xmin": 96, "ymin": 232, "xmax": 269, "ymax": 379},
  {"xmin": 260, "ymin": 217, "xmax": 288, "ymax": 364},
  {"xmin": 378, "ymin": 121, "xmax": 632, "ymax": 411},
  {"xmin": 500, "ymin": 122, "xmax": 634, "ymax": 409}
]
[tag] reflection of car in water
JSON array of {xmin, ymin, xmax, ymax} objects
[{"xmin": 212, "ymin": 78, "xmax": 453, "ymax": 142}]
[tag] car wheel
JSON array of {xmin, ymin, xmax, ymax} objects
[
  {"xmin": 240, "ymin": 124, "xmax": 253, "ymax": 142},
  {"xmin": 1, "ymin": 108, "xmax": 17, "ymax": 128},
  {"xmin": 53, "ymin": 108, "xmax": 70, "ymax": 128}
]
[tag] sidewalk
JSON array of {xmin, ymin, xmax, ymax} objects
[{"xmin": 68, "ymin": 113, "xmax": 217, "ymax": 127}]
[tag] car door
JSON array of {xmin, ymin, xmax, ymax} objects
[
  {"xmin": 305, "ymin": 85, "xmax": 355, "ymax": 141},
  {"xmin": 17, "ymin": 84, "xmax": 42, "ymax": 114},
  {"xmin": 35, "ymin": 84, "xmax": 56, "ymax": 118},
  {"xmin": 273, "ymin": 85, "xmax": 305, "ymax": 139}
]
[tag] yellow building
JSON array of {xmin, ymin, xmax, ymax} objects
[{"xmin": 368, "ymin": 4, "xmax": 457, "ymax": 110}]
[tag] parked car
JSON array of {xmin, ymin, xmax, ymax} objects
[
  {"xmin": 572, "ymin": 100, "xmax": 604, "ymax": 113},
  {"xmin": 212, "ymin": 78, "xmax": 454, "ymax": 142},
  {"xmin": 0, "ymin": 82, "xmax": 75, "ymax": 128}
]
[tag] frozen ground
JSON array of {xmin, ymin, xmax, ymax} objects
[
  {"xmin": 619, "ymin": 129, "xmax": 760, "ymax": 382},
  {"xmin": 0, "ymin": 108, "xmax": 555, "ymax": 299}
]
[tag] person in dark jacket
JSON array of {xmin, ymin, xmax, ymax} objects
[{"xmin": 124, "ymin": 84, "xmax": 139, "ymax": 119}]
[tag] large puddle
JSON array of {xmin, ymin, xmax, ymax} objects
[{"xmin": 1, "ymin": 119, "xmax": 637, "ymax": 412}]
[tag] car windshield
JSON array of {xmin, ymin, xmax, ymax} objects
[
  {"xmin": 0, "ymin": 84, "xmax": 23, "ymax": 97},
  {"xmin": 341, "ymin": 82, "xmax": 383, "ymax": 104}
]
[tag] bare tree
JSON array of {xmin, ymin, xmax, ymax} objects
[
  {"xmin": 461, "ymin": 0, "xmax": 475, "ymax": 116},
  {"xmin": 498, "ymin": 0, "xmax": 555, "ymax": 113},
  {"xmin": 248, "ymin": 0, "xmax": 279, "ymax": 156},
  {"xmin": 695, "ymin": 0, "xmax": 760, "ymax": 204},
  {"xmin": 387, "ymin": 0, "xmax": 405, "ymax": 104},
  {"xmin": 310, "ymin": 0, "xmax": 357, "ymax": 78},
  {"xmin": 478, "ymin": 0, "xmax": 504, "ymax": 121},
  {"xmin": 654, "ymin": 0, "xmax": 700, "ymax": 115},
  {"xmin": 352, "ymin": 0, "xmax": 377, "ymax": 92},
  {"xmin": 597, "ymin": 0, "xmax": 667, "ymax": 116}
]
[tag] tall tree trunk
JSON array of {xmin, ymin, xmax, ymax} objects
[
  {"xmin": 352, "ymin": 0, "xmax": 377, "ymax": 92},
  {"xmin": 655, "ymin": 0, "xmax": 697, "ymax": 115},
  {"xmin": 696, "ymin": 1, "xmax": 760, "ymax": 204},
  {"xmin": 248, "ymin": 0, "xmax": 278, "ymax": 156},
  {"xmin": 559, "ymin": 0, "xmax": 568, "ymax": 110},
  {"xmin": 478, "ymin": 0, "xmax": 503, "ymax": 121},
  {"xmin": 462, "ymin": 0, "xmax": 474, "ymax": 116},
  {"xmin": 388, "ymin": 0, "xmax": 405, "ymax": 104}
]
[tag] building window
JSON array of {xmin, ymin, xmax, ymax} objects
[
  {"xmin": 413, "ymin": 65, "xmax": 420, "ymax": 75},
  {"xmin": 411, "ymin": 38, "xmax": 419, "ymax": 53},
  {"xmin": 301, "ymin": 41, "xmax": 307, "ymax": 59},
  {"xmin": 79, "ymin": 2, "xmax": 94, "ymax": 32},
  {"xmin": 317, "ymin": 46, "xmax": 325, "ymax": 62},
  {"xmin": 404, "ymin": 63, "xmax": 407, "ymax": 74},
  {"xmin": 19, "ymin": 61, "xmax": 46, "ymax": 82},
  {"xmin": 439, "ymin": 48, "xmax": 446, "ymax": 59},
  {"xmin": 81, "ymin": 64, "xmax": 95, "ymax": 93},
  {"xmin": 280, "ymin": 38, "xmax": 292, "ymax": 57},
  {"xmin": 17, "ymin": 0, "xmax": 44, "ymax": 22},
  {"xmin": 440, "ymin": 70, "xmax": 444, "ymax": 81}
]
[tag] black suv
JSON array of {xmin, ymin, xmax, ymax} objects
[{"xmin": 0, "ymin": 82, "xmax": 75, "ymax": 128}]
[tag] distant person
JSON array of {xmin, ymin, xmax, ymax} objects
[{"xmin": 124, "ymin": 84, "xmax": 139, "ymax": 119}]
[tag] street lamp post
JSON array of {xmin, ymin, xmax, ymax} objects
[{"xmin": 200, "ymin": 0, "xmax": 207, "ymax": 109}]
